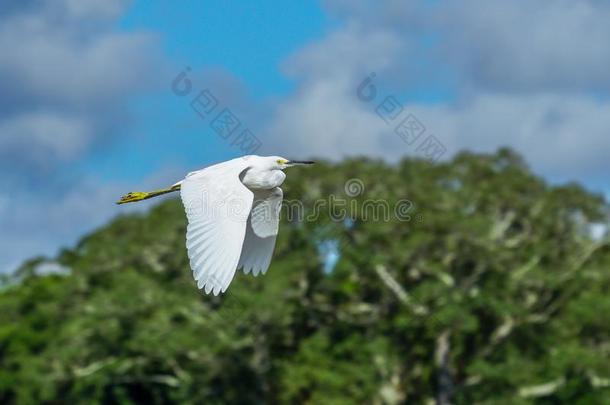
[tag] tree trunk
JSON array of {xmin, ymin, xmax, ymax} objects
[{"xmin": 435, "ymin": 330, "xmax": 453, "ymax": 405}]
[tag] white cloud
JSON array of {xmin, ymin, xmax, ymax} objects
[
  {"xmin": 0, "ymin": 0, "xmax": 160, "ymax": 175},
  {"xmin": 0, "ymin": 0, "xmax": 165, "ymax": 274},
  {"xmin": 265, "ymin": 0, "xmax": 610, "ymax": 187},
  {"xmin": 410, "ymin": 93, "xmax": 610, "ymax": 179},
  {"xmin": 324, "ymin": 0, "xmax": 610, "ymax": 93},
  {"xmin": 267, "ymin": 23, "xmax": 411, "ymax": 159},
  {"xmin": 3, "ymin": 0, "xmax": 609, "ymax": 275},
  {"xmin": 0, "ymin": 165, "xmax": 186, "ymax": 274},
  {"xmin": 60, "ymin": 0, "xmax": 127, "ymax": 20},
  {"xmin": 0, "ymin": 112, "xmax": 92, "ymax": 168},
  {"xmin": 282, "ymin": 23, "xmax": 404, "ymax": 82},
  {"xmin": 268, "ymin": 76, "xmax": 387, "ymax": 159},
  {"xmin": 437, "ymin": 0, "xmax": 610, "ymax": 92},
  {"xmin": 268, "ymin": 84, "xmax": 610, "ymax": 181}
]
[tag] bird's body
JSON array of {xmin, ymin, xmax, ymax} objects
[
  {"xmin": 117, "ymin": 155, "xmax": 313, "ymax": 295},
  {"xmin": 241, "ymin": 166, "xmax": 286, "ymax": 189}
]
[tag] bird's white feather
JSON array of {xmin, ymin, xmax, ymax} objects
[
  {"xmin": 238, "ymin": 187, "xmax": 283, "ymax": 276},
  {"xmin": 180, "ymin": 159, "xmax": 253, "ymax": 295}
]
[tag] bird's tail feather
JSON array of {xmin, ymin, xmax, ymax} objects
[{"xmin": 116, "ymin": 184, "xmax": 181, "ymax": 204}]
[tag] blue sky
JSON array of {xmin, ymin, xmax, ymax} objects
[
  {"xmin": 121, "ymin": 1, "xmax": 330, "ymax": 95},
  {"xmin": 1, "ymin": 0, "xmax": 609, "ymax": 273},
  {"xmin": 82, "ymin": 0, "xmax": 333, "ymax": 182}
]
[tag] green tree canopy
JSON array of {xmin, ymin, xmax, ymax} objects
[{"xmin": 1, "ymin": 149, "xmax": 609, "ymax": 404}]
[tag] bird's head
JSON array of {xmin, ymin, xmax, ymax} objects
[{"xmin": 269, "ymin": 156, "xmax": 315, "ymax": 170}]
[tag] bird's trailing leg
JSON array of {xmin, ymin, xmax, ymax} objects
[{"xmin": 116, "ymin": 184, "xmax": 181, "ymax": 204}]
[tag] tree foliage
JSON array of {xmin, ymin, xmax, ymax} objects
[{"xmin": 1, "ymin": 149, "xmax": 609, "ymax": 404}]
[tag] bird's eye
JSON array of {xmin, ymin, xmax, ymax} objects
[{"xmin": 277, "ymin": 159, "xmax": 284, "ymax": 164}]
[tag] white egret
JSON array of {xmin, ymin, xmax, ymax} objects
[{"xmin": 117, "ymin": 156, "xmax": 314, "ymax": 295}]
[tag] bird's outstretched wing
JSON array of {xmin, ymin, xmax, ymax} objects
[
  {"xmin": 180, "ymin": 164, "xmax": 253, "ymax": 295},
  {"xmin": 238, "ymin": 187, "xmax": 283, "ymax": 276}
]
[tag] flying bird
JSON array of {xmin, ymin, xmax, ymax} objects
[{"xmin": 117, "ymin": 156, "xmax": 314, "ymax": 295}]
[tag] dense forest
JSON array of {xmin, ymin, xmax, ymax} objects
[{"xmin": 1, "ymin": 149, "xmax": 609, "ymax": 404}]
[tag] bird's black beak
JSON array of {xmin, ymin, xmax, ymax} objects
[{"xmin": 288, "ymin": 160, "xmax": 315, "ymax": 166}]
